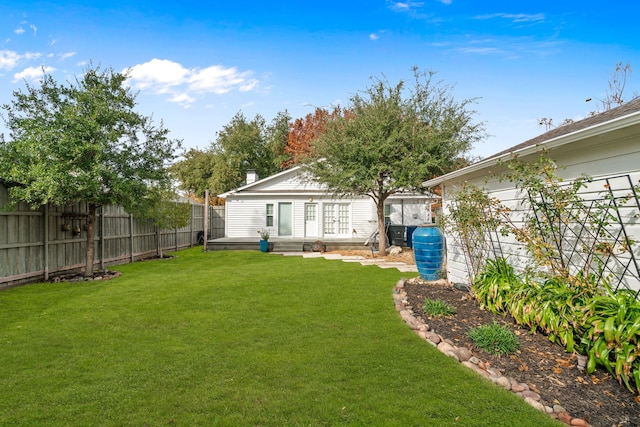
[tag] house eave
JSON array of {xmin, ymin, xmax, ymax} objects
[
  {"xmin": 218, "ymin": 166, "xmax": 304, "ymax": 198},
  {"xmin": 422, "ymin": 109, "xmax": 640, "ymax": 188}
]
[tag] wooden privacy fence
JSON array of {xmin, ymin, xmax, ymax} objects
[{"xmin": 0, "ymin": 182, "xmax": 224, "ymax": 288}]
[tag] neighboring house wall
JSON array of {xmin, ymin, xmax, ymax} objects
[
  {"xmin": 427, "ymin": 100, "xmax": 640, "ymax": 293},
  {"xmin": 385, "ymin": 197, "xmax": 433, "ymax": 225},
  {"xmin": 221, "ymin": 166, "xmax": 435, "ymax": 240},
  {"xmin": 224, "ymin": 194, "xmax": 376, "ymax": 239}
]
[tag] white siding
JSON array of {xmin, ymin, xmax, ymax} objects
[
  {"xmin": 441, "ymin": 130, "xmax": 640, "ymax": 292},
  {"xmin": 225, "ymin": 194, "xmax": 376, "ymax": 239},
  {"xmin": 244, "ymin": 168, "xmax": 326, "ymax": 192},
  {"xmin": 386, "ymin": 199, "xmax": 431, "ymax": 225},
  {"xmin": 225, "ymin": 167, "xmax": 438, "ymax": 243}
]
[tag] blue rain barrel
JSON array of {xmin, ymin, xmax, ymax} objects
[
  {"xmin": 406, "ymin": 226, "xmax": 418, "ymax": 248},
  {"xmin": 413, "ymin": 225, "xmax": 444, "ymax": 281}
]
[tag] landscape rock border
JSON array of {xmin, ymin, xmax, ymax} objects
[
  {"xmin": 50, "ymin": 270, "xmax": 122, "ymax": 283},
  {"xmin": 393, "ymin": 277, "xmax": 591, "ymax": 427}
]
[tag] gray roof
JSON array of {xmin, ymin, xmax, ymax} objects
[
  {"xmin": 422, "ymin": 97, "xmax": 640, "ymax": 188},
  {"xmin": 486, "ymin": 97, "xmax": 640, "ymax": 160}
]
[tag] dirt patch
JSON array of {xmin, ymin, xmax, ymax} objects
[{"xmin": 325, "ymin": 248, "xmax": 415, "ymax": 264}]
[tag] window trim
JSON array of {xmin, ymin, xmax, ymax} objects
[{"xmin": 266, "ymin": 203, "xmax": 274, "ymax": 227}]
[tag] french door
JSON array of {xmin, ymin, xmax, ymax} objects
[{"xmin": 323, "ymin": 203, "xmax": 350, "ymax": 236}]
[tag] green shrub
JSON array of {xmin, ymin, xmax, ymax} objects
[
  {"xmin": 422, "ymin": 297, "xmax": 455, "ymax": 317},
  {"xmin": 579, "ymin": 285, "xmax": 640, "ymax": 392},
  {"xmin": 467, "ymin": 321, "xmax": 519, "ymax": 356},
  {"xmin": 473, "ymin": 257, "xmax": 519, "ymax": 314}
]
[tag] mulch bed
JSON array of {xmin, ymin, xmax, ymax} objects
[{"xmin": 403, "ymin": 280, "xmax": 640, "ymax": 427}]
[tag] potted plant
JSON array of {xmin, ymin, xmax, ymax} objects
[{"xmin": 258, "ymin": 229, "xmax": 270, "ymax": 252}]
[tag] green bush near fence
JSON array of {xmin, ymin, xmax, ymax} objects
[{"xmin": 0, "ymin": 179, "xmax": 224, "ymax": 287}]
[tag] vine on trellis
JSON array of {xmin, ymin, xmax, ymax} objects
[{"xmin": 446, "ymin": 149, "xmax": 640, "ymax": 295}]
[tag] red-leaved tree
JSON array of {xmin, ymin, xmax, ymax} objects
[{"xmin": 284, "ymin": 107, "xmax": 352, "ymax": 167}]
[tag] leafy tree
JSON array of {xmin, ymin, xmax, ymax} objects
[
  {"xmin": 208, "ymin": 112, "xmax": 274, "ymax": 193},
  {"xmin": 304, "ymin": 67, "xmax": 485, "ymax": 255},
  {"xmin": 0, "ymin": 65, "xmax": 181, "ymax": 276},
  {"xmin": 170, "ymin": 148, "xmax": 218, "ymax": 198},
  {"xmin": 138, "ymin": 187, "xmax": 192, "ymax": 258},
  {"xmin": 284, "ymin": 107, "xmax": 352, "ymax": 167},
  {"xmin": 173, "ymin": 110, "xmax": 291, "ymax": 197},
  {"xmin": 265, "ymin": 110, "xmax": 292, "ymax": 170}
]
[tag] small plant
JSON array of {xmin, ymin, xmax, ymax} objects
[
  {"xmin": 579, "ymin": 284, "xmax": 640, "ymax": 393},
  {"xmin": 467, "ymin": 321, "xmax": 519, "ymax": 355},
  {"xmin": 473, "ymin": 257, "xmax": 519, "ymax": 314},
  {"xmin": 422, "ymin": 297, "xmax": 455, "ymax": 317},
  {"xmin": 258, "ymin": 228, "xmax": 270, "ymax": 240}
]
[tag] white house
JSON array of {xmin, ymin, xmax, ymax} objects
[
  {"xmin": 218, "ymin": 166, "xmax": 436, "ymax": 245},
  {"xmin": 423, "ymin": 98, "xmax": 640, "ymax": 293}
]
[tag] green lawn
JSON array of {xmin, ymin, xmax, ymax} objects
[{"xmin": 0, "ymin": 248, "xmax": 559, "ymax": 426}]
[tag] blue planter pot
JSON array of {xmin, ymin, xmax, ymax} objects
[
  {"xmin": 412, "ymin": 225, "xmax": 444, "ymax": 281},
  {"xmin": 259, "ymin": 239, "xmax": 269, "ymax": 252}
]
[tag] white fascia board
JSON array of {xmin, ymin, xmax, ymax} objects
[
  {"xmin": 422, "ymin": 111, "xmax": 640, "ymax": 188},
  {"xmin": 218, "ymin": 165, "xmax": 303, "ymax": 198}
]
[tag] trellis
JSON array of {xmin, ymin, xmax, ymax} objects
[{"xmin": 449, "ymin": 174, "xmax": 640, "ymax": 296}]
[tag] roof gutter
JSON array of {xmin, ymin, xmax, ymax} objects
[{"xmin": 422, "ymin": 110, "xmax": 640, "ymax": 188}]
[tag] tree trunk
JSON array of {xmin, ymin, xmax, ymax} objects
[
  {"xmin": 157, "ymin": 226, "xmax": 164, "ymax": 259},
  {"xmin": 85, "ymin": 203, "xmax": 97, "ymax": 277},
  {"xmin": 376, "ymin": 200, "xmax": 388, "ymax": 256}
]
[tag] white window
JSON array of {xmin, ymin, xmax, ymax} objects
[{"xmin": 266, "ymin": 204, "xmax": 274, "ymax": 227}]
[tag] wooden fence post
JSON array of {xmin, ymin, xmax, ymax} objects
[
  {"xmin": 203, "ymin": 190, "xmax": 209, "ymax": 251},
  {"xmin": 44, "ymin": 205, "xmax": 49, "ymax": 281},
  {"xmin": 100, "ymin": 206, "xmax": 105, "ymax": 271},
  {"xmin": 130, "ymin": 213, "xmax": 134, "ymax": 263}
]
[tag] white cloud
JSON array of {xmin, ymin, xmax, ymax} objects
[
  {"xmin": 188, "ymin": 65, "xmax": 257, "ymax": 94},
  {"xmin": 169, "ymin": 92, "xmax": 195, "ymax": 107},
  {"xmin": 439, "ymin": 0, "xmax": 452, "ymax": 4},
  {"xmin": 390, "ymin": 1, "xmax": 423, "ymax": 12},
  {"xmin": 59, "ymin": 52, "xmax": 76, "ymax": 60},
  {"xmin": 0, "ymin": 50, "xmax": 21, "ymax": 70},
  {"xmin": 14, "ymin": 27, "xmax": 25, "ymax": 35},
  {"xmin": 23, "ymin": 52, "xmax": 42, "ymax": 60},
  {"xmin": 456, "ymin": 47, "xmax": 503, "ymax": 55},
  {"xmin": 369, "ymin": 33, "xmax": 380, "ymax": 41},
  {"xmin": 0, "ymin": 50, "xmax": 43, "ymax": 71},
  {"xmin": 30, "ymin": 24, "xmax": 37, "ymax": 36},
  {"xmin": 474, "ymin": 13, "xmax": 545, "ymax": 23},
  {"xmin": 127, "ymin": 58, "xmax": 189, "ymax": 91},
  {"xmin": 13, "ymin": 65, "xmax": 55, "ymax": 82},
  {"xmin": 126, "ymin": 59, "xmax": 260, "ymax": 107}
]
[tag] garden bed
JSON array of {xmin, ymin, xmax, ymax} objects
[{"xmin": 404, "ymin": 279, "xmax": 640, "ymax": 427}]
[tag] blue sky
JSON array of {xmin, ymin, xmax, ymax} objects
[{"xmin": 0, "ymin": 0, "xmax": 638, "ymax": 158}]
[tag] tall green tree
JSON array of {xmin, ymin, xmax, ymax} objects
[
  {"xmin": 265, "ymin": 110, "xmax": 292, "ymax": 170},
  {"xmin": 170, "ymin": 148, "xmax": 218, "ymax": 199},
  {"xmin": 138, "ymin": 187, "xmax": 192, "ymax": 259},
  {"xmin": 171, "ymin": 110, "xmax": 291, "ymax": 199},
  {"xmin": 208, "ymin": 112, "xmax": 268, "ymax": 193},
  {"xmin": 0, "ymin": 65, "xmax": 181, "ymax": 276},
  {"xmin": 304, "ymin": 67, "xmax": 485, "ymax": 255}
]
